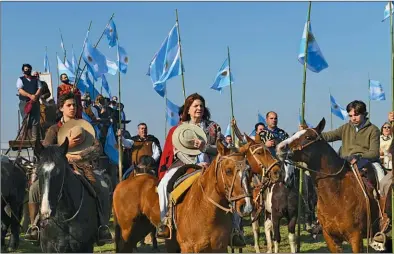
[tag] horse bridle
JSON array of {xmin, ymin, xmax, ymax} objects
[
  {"xmin": 248, "ymin": 143, "xmax": 280, "ymax": 177},
  {"xmin": 284, "ymin": 128, "xmax": 347, "ymax": 177},
  {"xmin": 199, "ymin": 153, "xmax": 252, "ymax": 214}
]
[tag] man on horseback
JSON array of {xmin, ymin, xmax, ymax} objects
[
  {"xmin": 25, "ymin": 92, "xmax": 112, "ymax": 245},
  {"xmin": 118, "ymin": 123, "xmax": 162, "ymax": 177},
  {"xmin": 57, "ymin": 73, "xmax": 82, "ymax": 119},
  {"xmin": 320, "ymin": 100, "xmax": 389, "ymax": 245},
  {"xmin": 17, "ymin": 63, "xmax": 42, "ymax": 141}
]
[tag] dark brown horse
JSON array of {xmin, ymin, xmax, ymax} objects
[
  {"xmin": 276, "ymin": 118, "xmax": 390, "ymax": 253},
  {"xmin": 113, "ymin": 140, "xmax": 254, "ymax": 252}
]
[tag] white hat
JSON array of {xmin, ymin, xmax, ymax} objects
[
  {"xmin": 57, "ymin": 119, "xmax": 96, "ymax": 155},
  {"xmin": 172, "ymin": 123, "xmax": 207, "ymax": 156}
]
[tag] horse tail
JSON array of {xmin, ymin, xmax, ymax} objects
[{"xmin": 113, "ymin": 210, "xmax": 126, "ymax": 253}]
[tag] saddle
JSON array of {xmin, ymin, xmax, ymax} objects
[{"xmin": 168, "ymin": 164, "xmax": 202, "ymax": 205}]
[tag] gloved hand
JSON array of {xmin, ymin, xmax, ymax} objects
[{"xmin": 345, "ymin": 154, "xmax": 361, "ymax": 163}]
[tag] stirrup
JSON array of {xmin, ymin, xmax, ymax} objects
[
  {"xmin": 156, "ymin": 221, "xmax": 173, "ymax": 240},
  {"xmin": 24, "ymin": 225, "xmax": 40, "ymax": 242},
  {"xmin": 369, "ymin": 232, "xmax": 386, "ymax": 252},
  {"xmin": 97, "ymin": 225, "xmax": 113, "ymax": 242},
  {"xmin": 230, "ymin": 229, "xmax": 246, "ymax": 248}
]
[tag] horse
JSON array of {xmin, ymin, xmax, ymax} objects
[
  {"xmin": 276, "ymin": 118, "xmax": 390, "ymax": 253},
  {"xmin": 34, "ymin": 138, "xmax": 111, "ymax": 252},
  {"xmin": 113, "ymin": 140, "xmax": 254, "ymax": 252},
  {"xmin": 1, "ymin": 155, "xmax": 27, "ymax": 252},
  {"xmin": 242, "ymin": 135, "xmax": 298, "ymax": 253}
]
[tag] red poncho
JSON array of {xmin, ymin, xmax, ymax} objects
[{"xmin": 158, "ymin": 124, "xmax": 179, "ymax": 181}]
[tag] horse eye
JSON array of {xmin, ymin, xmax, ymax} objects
[
  {"xmin": 305, "ymin": 136, "xmax": 311, "ymax": 140},
  {"xmin": 225, "ymin": 168, "xmax": 232, "ymax": 175}
]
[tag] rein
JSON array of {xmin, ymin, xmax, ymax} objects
[
  {"xmin": 199, "ymin": 153, "xmax": 251, "ymax": 214},
  {"xmin": 286, "ymin": 128, "xmax": 347, "ymax": 177}
]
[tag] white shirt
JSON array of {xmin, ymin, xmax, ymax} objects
[
  {"xmin": 121, "ymin": 136, "xmax": 160, "ymax": 162},
  {"xmin": 16, "ymin": 77, "xmax": 42, "ymax": 90}
]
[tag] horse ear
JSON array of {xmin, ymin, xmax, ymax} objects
[
  {"xmin": 238, "ymin": 141, "xmax": 251, "ymax": 154},
  {"xmin": 216, "ymin": 139, "xmax": 230, "ymax": 156},
  {"xmin": 315, "ymin": 118, "xmax": 326, "ymax": 134},
  {"xmin": 244, "ymin": 133, "xmax": 255, "ymax": 144},
  {"xmin": 59, "ymin": 137, "xmax": 69, "ymax": 155},
  {"xmin": 254, "ymin": 132, "xmax": 262, "ymax": 143},
  {"xmin": 34, "ymin": 138, "xmax": 44, "ymax": 158}
]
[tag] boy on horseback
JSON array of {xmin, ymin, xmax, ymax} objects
[
  {"xmin": 26, "ymin": 93, "xmax": 112, "ymax": 245},
  {"xmin": 318, "ymin": 100, "xmax": 389, "ymax": 245}
]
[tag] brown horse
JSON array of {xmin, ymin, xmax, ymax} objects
[
  {"xmin": 113, "ymin": 140, "xmax": 254, "ymax": 252},
  {"xmin": 275, "ymin": 118, "xmax": 388, "ymax": 253}
]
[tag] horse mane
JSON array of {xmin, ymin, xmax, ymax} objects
[{"xmin": 37, "ymin": 145, "xmax": 68, "ymax": 172}]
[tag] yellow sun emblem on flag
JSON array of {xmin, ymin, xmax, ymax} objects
[
  {"xmin": 87, "ymin": 56, "xmax": 93, "ymax": 62},
  {"xmin": 170, "ymin": 112, "xmax": 174, "ymax": 117},
  {"xmin": 333, "ymin": 104, "xmax": 338, "ymax": 109},
  {"xmin": 124, "ymin": 56, "xmax": 129, "ymax": 64},
  {"xmin": 221, "ymin": 70, "xmax": 228, "ymax": 77}
]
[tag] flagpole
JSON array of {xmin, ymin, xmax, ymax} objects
[
  {"xmin": 165, "ymin": 87, "xmax": 168, "ymax": 138},
  {"xmin": 298, "ymin": 2, "xmax": 312, "ymax": 252},
  {"xmin": 175, "ymin": 9, "xmax": 186, "ymax": 100},
  {"xmin": 75, "ymin": 13, "xmax": 115, "ymax": 88},
  {"xmin": 55, "ymin": 52, "xmax": 60, "ymax": 98},
  {"xmin": 59, "ymin": 28, "xmax": 66, "ymax": 63},
  {"xmin": 368, "ymin": 73, "xmax": 371, "ymax": 116},
  {"xmin": 74, "ymin": 20, "xmax": 92, "ymax": 88},
  {"xmin": 227, "ymin": 46, "xmax": 235, "ymax": 141},
  {"xmin": 116, "ymin": 33, "xmax": 123, "ymax": 184},
  {"xmin": 389, "ymin": 3, "xmax": 394, "ymax": 250}
]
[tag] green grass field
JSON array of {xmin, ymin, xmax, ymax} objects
[{"xmin": 7, "ymin": 217, "xmax": 379, "ymax": 253}]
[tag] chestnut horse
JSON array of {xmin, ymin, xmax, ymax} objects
[
  {"xmin": 113, "ymin": 140, "xmax": 254, "ymax": 252},
  {"xmin": 276, "ymin": 118, "xmax": 390, "ymax": 252}
]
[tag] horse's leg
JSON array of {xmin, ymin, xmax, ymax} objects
[
  {"xmin": 251, "ymin": 213, "xmax": 261, "ymax": 253},
  {"xmin": 287, "ymin": 216, "xmax": 297, "ymax": 253},
  {"xmin": 151, "ymin": 230, "xmax": 159, "ymax": 251},
  {"xmin": 271, "ymin": 215, "xmax": 280, "ymax": 253},
  {"xmin": 264, "ymin": 218, "xmax": 273, "ymax": 253},
  {"xmin": 349, "ymin": 231, "xmax": 363, "ymax": 253},
  {"xmin": 8, "ymin": 203, "xmax": 21, "ymax": 252},
  {"xmin": 322, "ymin": 230, "xmax": 342, "ymax": 253}
]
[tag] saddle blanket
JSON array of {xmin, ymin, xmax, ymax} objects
[{"xmin": 170, "ymin": 171, "xmax": 201, "ymax": 205}]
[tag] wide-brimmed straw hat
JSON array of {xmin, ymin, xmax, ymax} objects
[
  {"xmin": 57, "ymin": 119, "xmax": 96, "ymax": 155},
  {"xmin": 172, "ymin": 123, "xmax": 207, "ymax": 156}
]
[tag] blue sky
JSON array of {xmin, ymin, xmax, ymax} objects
[{"xmin": 1, "ymin": 1, "xmax": 393, "ymax": 149}]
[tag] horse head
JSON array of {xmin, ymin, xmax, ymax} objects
[
  {"xmin": 276, "ymin": 118, "xmax": 327, "ymax": 168},
  {"xmin": 35, "ymin": 138, "xmax": 70, "ymax": 222},
  {"xmin": 241, "ymin": 134, "xmax": 282, "ymax": 183},
  {"xmin": 210, "ymin": 139, "xmax": 253, "ymax": 217}
]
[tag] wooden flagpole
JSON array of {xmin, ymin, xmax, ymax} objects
[
  {"xmin": 227, "ymin": 46, "xmax": 235, "ymax": 141},
  {"xmin": 298, "ymin": 2, "xmax": 312, "ymax": 252},
  {"xmin": 389, "ymin": 2, "xmax": 394, "ymax": 249},
  {"xmin": 75, "ymin": 13, "xmax": 115, "ymax": 87},
  {"xmin": 175, "ymin": 9, "xmax": 186, "ymax": 100}
]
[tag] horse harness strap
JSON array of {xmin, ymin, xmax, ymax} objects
[
  {"xmin": 350, "ymin": 163, "xmax": 373, "ymax": 252},
  {"xmin": 249, "ymin": 144, "xmax": 280, "ymax": 177},
  {"xmin": 293, "ymin": 128, "xmax": 323, "ymax": 151},
  {"xmin": 199, "ymin": 154, "xmax": 251, "ymax": 214}
]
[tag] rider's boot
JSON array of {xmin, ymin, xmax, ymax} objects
[
  {"xmin": 96, "ymin": 197, "xmax": 112, "ymax": 246},
  {"xmin": 156, "ymin": 203, "xmax": 172, "ymax": 239},
  {"xmin": 373, "ymin": 195, "xmax": 390, "ymax": 243},
  {"xmin": 25, "ymin": 203, "xmax": 39, "ymax": 241}
]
